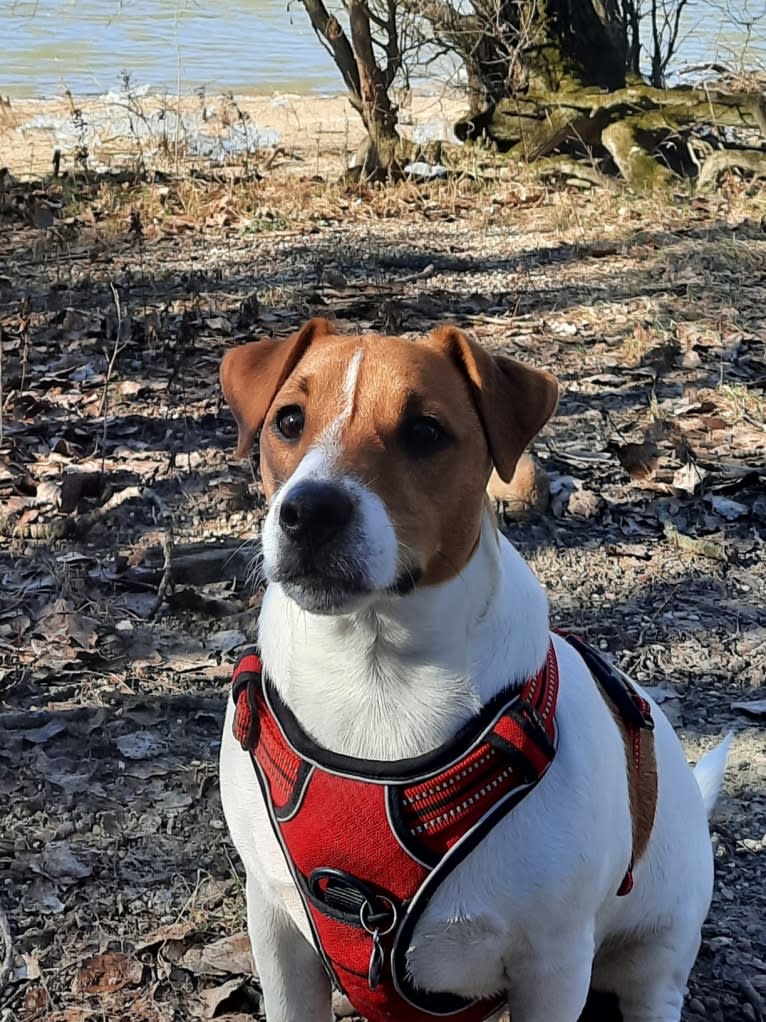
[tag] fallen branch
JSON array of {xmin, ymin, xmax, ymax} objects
[
  {"xmin": 0, "ymin": 898, "xmax": 12, "ymax": 996},
  {"xmin": 99, "ymin": 283, "xmax": 128, "ymax": 474},
  {"xmin": 0, "ymin": 691, "xmax": 228, "ymax": 733},
  {"xmin": 117, "ymin": 539, "xmax": 258, "ymax": 588}
]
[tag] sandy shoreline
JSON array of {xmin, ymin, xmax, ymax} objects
[{"xmin": 0, "ymin": 87, "xmax": 467, "ymax": 180}]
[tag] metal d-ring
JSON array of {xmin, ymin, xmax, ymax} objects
[{"xmin": 359, "ymin": 895, "xmax": 398, "ymax": 936}]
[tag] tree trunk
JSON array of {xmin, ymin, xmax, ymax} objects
[
  {"xmin": 298, "ymin": 0, "xmax": 406, "ymax": 177},
  {"xmin": 523, "ymin": 0, "xmax": 627, "ymax": 93}
]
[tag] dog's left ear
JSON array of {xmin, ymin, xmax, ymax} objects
[
  {"xmin": 220, "ymin": 318, "xmax": 333, "ymax": 458},
  {"xmin": 425, "ymin": 325, "xmax": 559, "ymax": 482}
]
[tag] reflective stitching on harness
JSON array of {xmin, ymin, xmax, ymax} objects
[
  {"xmin": 414, "ymin": 764, "xmax": 515, "ymax": 832},
  {"xmin": 404, "ymin": 752, "xmax": 495, "ymax": 803}
]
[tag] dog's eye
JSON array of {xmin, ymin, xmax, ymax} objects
[
  {"xmin": 401, "ymin": 416, "xmax": 449, "ymax": 457},
  {"xmin": 275, "ymin": 405, "xmax": 305, "ymax": 441}
]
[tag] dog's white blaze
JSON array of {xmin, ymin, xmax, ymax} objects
[
  {"xmin": 316, "ymin": 345, "xmax": 364, "ymax": 466},
  {"xmin": 260, "ymin": 347, "xmax": 398, "ymax": 593}
]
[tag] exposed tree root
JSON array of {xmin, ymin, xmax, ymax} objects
[
  {"xmin": 455, "ymin": 81, "xmax": 766, "ymax": 191},
  {"xmin": 698, "ymin": 148, "xmax": 766, "ymax": 190}
]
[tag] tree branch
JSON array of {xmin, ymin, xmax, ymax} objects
[{"xmin": 298, "ymin": 0, "xmax": 363, "ymax": 110}]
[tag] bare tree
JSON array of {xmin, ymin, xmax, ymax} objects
[
  {"xmin": 297, "ymin": 0, "xmax": 409, "ymax": 174},
  {"xmin": 293, "ymin": 0, "xmax": 766, "ymax": 189}
]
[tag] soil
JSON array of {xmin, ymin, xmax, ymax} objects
[{"xmin": 0, "ymin": 109, "xmax": 765, "ymax": 1022}]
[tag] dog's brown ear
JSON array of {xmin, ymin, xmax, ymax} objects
[
  {"xmin": 220, "ymin": 318, "xmax": 333, "ymax": 458},
  {"xmin": 426, "ymin": 325, "xmax": 559, "ymax": 482}
]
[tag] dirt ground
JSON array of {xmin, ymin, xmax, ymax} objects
[{"xmin": 0, "ymin": 97, "xmax": 765, "ymax": 1022}]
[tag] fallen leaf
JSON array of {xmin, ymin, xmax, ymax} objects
[
  {"xmin": 207, "ymin": 629, "xmax": 248, "ymax": 654},
  {"xmin": 135, "ymin": 920, "xmax": 197, "ymax": 952},
  {"xmin": 24, "ymin": 987, "xmax": 50, "ymax": 1014},
  {"xmin": 20, "ymin": 720, "xmax": 68, "ymax": 744},
  {"xmin": 548, "ymin": 473, "xmax": 577, "ymax": 517},
  {"xmin": 567, "ymin": 488, "xmax": 601, "ymax": 518},
  {"xmin": 642, "ymin": 682, "xmax": 681, "ymax": 703},
  {"xmin": 671, "ymin": 461, "xmax": 707, "ymax": 495},
  {"xmin": 118, "ymin": 379, "xmax": 144, "ymax": 398},
  {"xmin": 75, "ymin": 951, "xmax": 143, "ymax": 995},
  {"xmin": 609, "ymin": 440, "xmax": 659, "ymax": 482},
  {"xmin": 42, "ymin": 843, "xmax": 93, "ymax": 882},
  {"xmin": 13, "ymin": 953, "xmax": 41, "ymax": 982},
  {"xmin": 179, "ymin": 931, "xmax": 254, "ymax": 978},
  {"xmin": 198, "ymin": 977, "xmax": 254, "ymax": 1019},
  {"xmin": 23, "ymin": 878, "xmax": 65, "ymax": 915},
  {"xmin": 707, "ymin": 495, "xmax": 748, "ymax": 520},
  {"xmin": 34, "ymin": 601, "xmax": 99, "ymax": 649},
  {"xmin": 115, "ymin": 730, "xmax": 168, "ymax": 760}
]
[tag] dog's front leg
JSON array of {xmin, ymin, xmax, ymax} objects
[
  {"xmin": 505, "ymin": 939, "xmax": 594, "ymax": 1022},
  {"xmin": 245, "ymin": 871, "xmax": 332, "ymax": 1022}
]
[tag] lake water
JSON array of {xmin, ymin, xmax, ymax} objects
[{"xmin": 1, "ymin": 0, "xmax": 764, "ymax": 99}]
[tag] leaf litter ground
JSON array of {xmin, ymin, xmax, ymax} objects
[{"xmin": 0, "ymin": 163, "xmax": 765, "ymax": 1022}]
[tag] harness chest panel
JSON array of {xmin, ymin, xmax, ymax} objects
[
  {"xmin": 232, "ymin": 645, "xmax": 559, "ymax": 1022},
  {"xmin": 230, "ymin": 636, "xmax": 654, "ymax": 1022}
]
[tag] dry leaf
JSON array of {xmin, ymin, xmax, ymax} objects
[
  {"xmin": 34, "ymin": 601, "xmax": 99, "ymax": 649},
  {"xmin": 23, "ymin": 878, "xmax": 65, "ymax": 915},
  {"xmin": 179, "ymin": 931, "xmax": 254, "ymax": 978},
  {"xmin": 13, "ymin": 953, "xmax": 41, "ymax": 982},
  {"xmin": 115, "ymin": 731, "xmax": 168, "ymax": 760},
  {"xmin": 42, "ymin": 843, "xmax": 93, "ymax": 882},
  {"xmin": 135, "ymin": 920, "xmax": 197, "ymax": 952},
  {"xmin": 671, "ymin": 461, "xmax": 707, "ymax": 495},
  {"xmin": 198, "ymin": 977, "xmax": 250, "ymax": 1018},
  {"xmin": 610, "ymin": 440, "xmax": 659, "ymax": 482},
  {"xmin": 567, "ymin": 488, "xmax": 601, "ymax": 519},
  {"xmin": 707, "ymin": 495, "xmax": 748, "ymax": 521},
  {"xmin": 75, "ymin": 951, "xmax": 143, "ymax": 995}
]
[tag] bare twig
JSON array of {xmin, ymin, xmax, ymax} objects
[
  {"xmin": 99, "ymin": 283, "xmax": 126, "ymax": 473},
  {"xmin": 149, "ymin": 529, "xmax": 174, "ymax": 621},
  {"xmin": 0, "ymin": 325, "xmax": 4, "ymax": 447}
]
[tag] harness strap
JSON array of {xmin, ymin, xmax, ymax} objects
[{"xmin": 556, "ymin": 631, "xmax": 657, "ymax": 895}]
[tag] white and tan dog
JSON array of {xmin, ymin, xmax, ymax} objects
[{"xmin": 219, "ymin": 318, "xmax": 728, "ymax": 1022}]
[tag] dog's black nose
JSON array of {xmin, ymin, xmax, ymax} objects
[{"xmin": 279, "ymin": 481, "xmax": 354, "ymax": 545}]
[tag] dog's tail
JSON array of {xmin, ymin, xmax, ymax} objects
[{"xmin": 693, "ymin": 733, "xmax": 733, "ymax": 817}]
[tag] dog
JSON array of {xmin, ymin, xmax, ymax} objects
[{"xmin": 218, "ymin": 317, "xmax": 729, "ymax": 1022}]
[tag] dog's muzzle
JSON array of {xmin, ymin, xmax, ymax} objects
[{"xmin": 272, "ymin": 480, "xmax": 369, "ymax": 612}]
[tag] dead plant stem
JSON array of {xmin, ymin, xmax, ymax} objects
[{"xmin": 99, "ymin": 283, "xmax": 125, "ymax": 473}]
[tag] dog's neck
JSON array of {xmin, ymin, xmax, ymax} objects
[{"xmin": 257, "ymin": 511, "xmax": 551, "ymax": 760}]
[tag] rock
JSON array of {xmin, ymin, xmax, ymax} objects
[
  {"xmin": 567, "ymin": 487, "xmax": 601, "ymax": 519},
  {"xmin": 332, "ymin": 991, "xmax": 357, "ymax": 1018}
]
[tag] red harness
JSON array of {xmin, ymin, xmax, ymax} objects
[{"xmin": 231, "ymin": 636, "xmax": 652, "ymax": 1022}]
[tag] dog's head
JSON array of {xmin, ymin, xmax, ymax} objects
[{"xmin": 221, "ymin": 318, "xmax": 558, "ymax": 614}]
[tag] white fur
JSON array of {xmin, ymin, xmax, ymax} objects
[{"xmin": 221, "ymin": 495, "xmax": 727, "ymax": 1022}]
